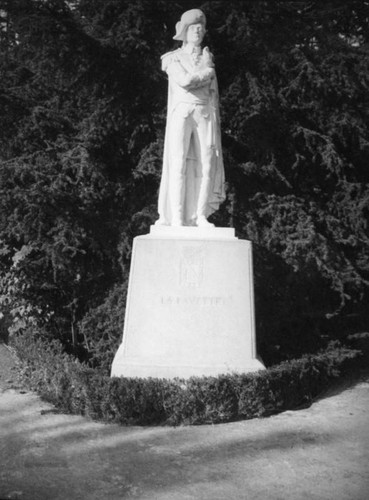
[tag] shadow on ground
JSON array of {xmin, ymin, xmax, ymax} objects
[{"xmin": 1, "ymin": 344, "xmax": 369, "ymax": 500}]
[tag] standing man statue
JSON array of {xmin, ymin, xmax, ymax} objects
[{"xmin": 156, "ymin": 9, "xmax": 225, "ymax": 227}]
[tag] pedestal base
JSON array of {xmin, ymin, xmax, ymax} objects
[{"xmin": 111, "ymin": 226, "xmax": 265, "ymax": 379}]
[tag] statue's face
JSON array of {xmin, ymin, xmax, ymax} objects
[{"xmin": 186, "ymin": 23, "xmax": 205, "ymax": 45}]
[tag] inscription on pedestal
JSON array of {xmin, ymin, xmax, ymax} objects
[{"xmin": 160, "ymin": 296, "xmax": 233, "ymax": 306}]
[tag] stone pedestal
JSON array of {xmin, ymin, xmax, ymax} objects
[{"xmin": 111, "ymin": 226, "xmax": 265, "ymax": 379}]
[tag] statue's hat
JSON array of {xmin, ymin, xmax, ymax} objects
[{"xmin": 173, "ymin": 9, "xmax": 206, "ymax": 41}]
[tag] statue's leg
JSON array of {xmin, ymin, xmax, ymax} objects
[
  {"xmin": 194, "ymin": 110, "xmax": 214, "ymax": 227},
  {"xmin": 168, "ymin": 109, "xmax": 193, "ymax": 226}
]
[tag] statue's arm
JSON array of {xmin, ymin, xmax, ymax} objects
[
  {"xmin": 162, "ymin": 52, "xmax": 214, "ymax": 90},
  {"xmin": 167, "ymin": 62, "xmax": 214, "ymax": 89}
]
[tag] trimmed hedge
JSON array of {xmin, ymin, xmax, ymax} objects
[{"xmin": 12, "ymin": 333, "xmax": 362, "ymax": 426}]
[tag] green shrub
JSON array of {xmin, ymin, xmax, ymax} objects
[
  {"xmin": 78, "ymin": 282, "xmax": 127, "ymax": 374},
  {"xmin": 11, "ymin": 331, "xmax": 362, "ymax": 426},
  {"xmin": 347, "ymin": 332, "xmax": 369, "ymax": 364}
]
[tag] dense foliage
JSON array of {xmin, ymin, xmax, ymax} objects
[
  {"xmin": 1, "ymin": 0, "xmax": 369, "ymax": 365},
  {"xmin": 12, "ymin": 330, "xmax": 362, "ymax": 425}
]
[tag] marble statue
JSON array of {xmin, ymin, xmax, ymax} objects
[
  {"xmin": 156, "ymin": 8, "xmax": 225, "ymax": 227},
  {"xmin": 111, "ymin": 11, "xmax": 265, "ymax": 378}
]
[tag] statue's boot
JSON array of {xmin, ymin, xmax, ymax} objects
[
  {"xmin": 196, "ymin": 175, "xmax": 214, "ymax": 227},
  {"xmin": 155, "ymin": 217, "xmax": 167, "ymax": 226},
  {"xmin": 170, "ymin": 173, "xmax": 185, "ymax": 226}
]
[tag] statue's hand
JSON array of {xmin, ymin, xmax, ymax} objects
[
  {"xmin": 198, "ymin": 67, "xmax": 215, "ymax": 81},
  {"xmin": 202, "ymin": 47, "xmax": 214, "ymax": 68},
  {"xmin": 187, "ymin": 66, "xmax": 215, "ymax": 89}
]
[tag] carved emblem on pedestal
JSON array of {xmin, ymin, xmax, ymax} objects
[{"xmin": 180, "ymin": 246, "xmax": 204, "ymax": 288}]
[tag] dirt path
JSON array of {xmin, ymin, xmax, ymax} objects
[{"xmin": 1, "ymin": 343, "xmax": 368, "ymax": 500}]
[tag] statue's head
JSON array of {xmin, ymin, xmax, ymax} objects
[{"xmin": 173, "ymin": 9, "xmax": 206, "ymax": 44}]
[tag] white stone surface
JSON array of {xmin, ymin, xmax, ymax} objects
[
  {"xmin": 150, "ymin": 225, "xmax": 235, "ymax": 239},
  {"xmin": 111, "ymin": 231, "xmax": 265, "ymax": 379},
  {"xmin": 156, "ymin": 9, "xmax": 225, "ymax": 228}
]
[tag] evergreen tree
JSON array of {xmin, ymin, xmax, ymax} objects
[{"xmin": 1, "ymin": 0, "xmax": 368, "ymax": 364}]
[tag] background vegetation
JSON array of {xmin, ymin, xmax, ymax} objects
[{"xmin": 1, "ymin": 0, "xmax": 369, "ymax": 373}]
